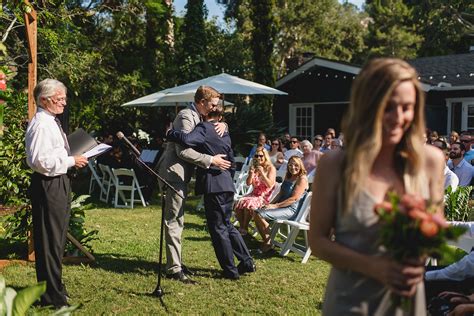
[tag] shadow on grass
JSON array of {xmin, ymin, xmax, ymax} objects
[{"xmin": 91, "ymin": 253, "xmax": 158, "ymax": 275}]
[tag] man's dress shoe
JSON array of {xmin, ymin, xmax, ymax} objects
[{"xmin": 166, "ymin": 271, "xmax": 197, "ymax": 284}]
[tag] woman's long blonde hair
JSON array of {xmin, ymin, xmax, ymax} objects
[
  {"xmin": 251, "ymin": 146, "xmax": 273, "ymax": 170},
  {"xmin": 341, "ymin": 58, "xmax": 426, "ymax": 212}
]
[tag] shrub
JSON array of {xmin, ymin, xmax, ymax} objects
[{"xmin": 444, "ymin": 185, "xmax": 473, "ymax": 222}]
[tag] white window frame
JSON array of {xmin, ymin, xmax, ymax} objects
[
  {"xmin": 446, "ymin": 98, "xmax": 474, "ymax": 133},
  {"xmin": 289, "ymin": 103, "xmax": 314, "ymax": 140}
]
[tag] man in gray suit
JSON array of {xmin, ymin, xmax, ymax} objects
[{"xmin": 156, "ymin": 85, "xmax": 231, "ymax": 283}]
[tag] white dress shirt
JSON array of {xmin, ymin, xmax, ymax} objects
[
  {"xmin": 444, "ymin": 165, "xmax": 459, "ymax": 191},
  {"xmin": 26, "ymin": 107, "xmax": 75, "ymax": 176}
]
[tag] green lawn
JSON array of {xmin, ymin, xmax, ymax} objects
[{"xmin": 0, "ymin": 196, "xmax": 330, "ymax": 315}]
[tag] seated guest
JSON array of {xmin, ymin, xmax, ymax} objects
[
  {"xmin": 234, "ymin": 147, "xmax": 276, "ymax": 236},
  {"xmin": 432, "ymin": 138, "xmax": 459, "ymax": 191},
  {"xmin": 460, "ymin": 132, "xmax": 474, "ymax": 164},
  {"xmin": 450, "ymin": 131, "xmax": 460, "ymax": 146},
  {"xmin": 313, "ymin": 135, "xmax": 324, "ymax": 152},
  {"xmin": 432, "ymin": 291, "xmax": 474, "ymax": 316},
  {"xmin": 301, "ymin": 140, "xmax": 322, "ymax": 174},
  {"xmin": 97, "ymin": 141, "xmax": 132, "ymax": 169},
  {"xmin": 283, "ymin": 137, "xmax": 303, "ymax": 161},
  {"xmin": 320, "ymin": 133, "xmax": 333, "ymax": 153},
  {"xmin": 247, "ymin": 132, "xmax": 271, "ymax": 161},
  {"xmin": 268, "ymin": 138, "xmax": 284, "ymax": 170},
  {"xmin": 253, "ymin": 156, "xmax": 308, "ymax": 252},
  {"xmin": 448, "ymin": 142, "xmax": 474, "ymax": 186},
  {"xmin": 330, "ymin": 138, "xmax": 343, "ymax": 151}
]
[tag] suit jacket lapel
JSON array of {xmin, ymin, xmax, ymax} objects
[{"xmin": 189, "ymin": 103, "xmax": 201, "ymax": 125}]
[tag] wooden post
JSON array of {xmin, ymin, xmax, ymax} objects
[
  {"xmin": 25, "ymin": 5, "xmax": 37, "ymax": 121},
  {"xmin": 25, "ymin": 3, "xmax": 37, "ymax": 261}
]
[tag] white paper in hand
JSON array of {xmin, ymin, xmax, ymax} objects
[{"xmin": 83, "ymin": 143, "xmax": 112, "ymax": 158}]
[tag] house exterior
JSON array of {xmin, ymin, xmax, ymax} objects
[{"xmin": 273, "ymin": 54, "xmax": 474, "ymax": 140}]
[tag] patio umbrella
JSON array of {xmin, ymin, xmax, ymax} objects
[
  {"xmin": 121, "ymin": 91, "xmax": 233, "ymax": 108},
  {"xmin": 159, "ymin": 73, "xmax": 287, "ymax": 96}
]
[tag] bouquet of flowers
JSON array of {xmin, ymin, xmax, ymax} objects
[{"xmin": 374, "ymin": 192, "xmax": 467, "ymax": 310}]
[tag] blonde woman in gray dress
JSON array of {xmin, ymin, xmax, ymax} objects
[{"xmin": 309, "ymin": 58, "xmax": 446, "ymax": 315}]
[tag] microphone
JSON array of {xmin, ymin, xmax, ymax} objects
[{"xmin": 116, "ymin": 131, "xmax": 141, "ymax": 156}]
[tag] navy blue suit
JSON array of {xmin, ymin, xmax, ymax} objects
[{"xmin": 167, "ymin": 122, "xmax": 253, "ymax": 278}]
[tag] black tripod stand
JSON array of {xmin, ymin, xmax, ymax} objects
[{"xmin": 116, "ymin": 132, "xmax": 184, "ymax": 301}]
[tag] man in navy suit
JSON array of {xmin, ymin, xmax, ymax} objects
[{"xmin": 166, "ymin": 105, "xmax": 255, "ymax": 280}]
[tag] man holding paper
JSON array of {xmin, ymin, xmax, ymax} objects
[{"xmin": 25, "ymin": 79, "xmax": 87, "ymax": 308}]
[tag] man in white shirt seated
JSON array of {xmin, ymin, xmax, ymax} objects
[
  {"xmin": 447, "ymin": 142, "xmax": 474, "ymax": 187},
  {"xmin": 283, "ymin": 136, "xmax": 303, "ymax": 161},
  {"xmin": 432, "ymin": 138, "xmax": 459, "ymax": 191}
]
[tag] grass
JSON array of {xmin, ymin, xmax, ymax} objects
[{"xmin": 0, "ymin": 195, "xmax": 330, "ymax": 315}]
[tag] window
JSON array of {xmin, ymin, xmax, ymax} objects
[
  {"xmin": 446, "ymin": 98, "xmax": 474, "ymax": 134},
  {"xmin": 289, "ymin": 104, "xmax": 313, "ymax": 140}
]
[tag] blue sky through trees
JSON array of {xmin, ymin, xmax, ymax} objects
[{"xmin": 174, "ymin": 0, "xmax": 366, "ymax": 19}]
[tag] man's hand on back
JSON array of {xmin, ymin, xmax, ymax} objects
[
  {"xmin": 213, "ymin": 122, "xmax": 227, "ymax": 137},
  {"xmin": 212, "ymin": 154, "xmax": 231, "ymax": 170}
]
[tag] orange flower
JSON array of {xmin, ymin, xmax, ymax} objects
[
  {"xmin": 374, "ymin": 201, "xmax": 393, "ymax": 215},
  {"xmin": 401, "ymin": 194, "xmax": 426, "ymax": 211},
  {"xmin": 420, "ymin": 219, "xmax": 439, "ymax": 237},
  {"xmin": 408, "ymin": 208, "xmax": 430, "ymax": 221}
]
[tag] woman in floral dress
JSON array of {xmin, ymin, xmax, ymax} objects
[{"xmin": 235, "ymin": 147, "xmax": 276, "ymax": 235}]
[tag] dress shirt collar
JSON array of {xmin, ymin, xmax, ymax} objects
[{"xmin": 36, "ymin": 106, "xmax": 56, "ymax": 118}]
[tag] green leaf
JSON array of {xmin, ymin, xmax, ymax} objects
[{"xmin": 11, "ymin": 281, "xmax": 46, "ymax": 316}]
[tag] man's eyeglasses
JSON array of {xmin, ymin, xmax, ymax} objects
[
  {"xmin": 254, "ymin": 154, "xmax": 264, "ymax": 158},
  {"xmin": 49, "ymin": 97, "xmax": 67, "ymax": 103}
]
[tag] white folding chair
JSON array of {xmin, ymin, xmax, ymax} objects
[
  {"xmin": 307, "ymin": 169, "xmax": 316, "ymax": 188},
  {"xmin": 270, "ymin": 192, "xmax": 313, "ymax": 263},
  {"xmin": 111, "ymin": 168, "xmax": 146, "ymax": 208},
  {"xmin": 98, "ymin": 164, "xmax": 115, "ymax": 203},
  {"xmin": 88, "ymin": 159, "xmax": 104, "ymax": 195},
  {"xmin": 233, "ymin": 156, "xmax": 247, "ymax": 183}
]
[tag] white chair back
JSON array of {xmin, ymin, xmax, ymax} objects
[
  {"xmin": 88, "ymin": 159, "xmax": 104, "ymax": 195},
  {"xmin": 111, "ymin": 168, "xmax": 146, "ymax": 208},
  {"xmin": 98, "ymin": 164, "xmax": 114, "ymax": 203}
]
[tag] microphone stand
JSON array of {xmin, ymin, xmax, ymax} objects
[{"xmin": 118, "ymin": 137, "xmax": 183, "ymax": 303}]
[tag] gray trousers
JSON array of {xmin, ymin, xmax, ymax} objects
[{"xmin": 160, "ymin": 181, "xmax": 188, "ymax": 274}]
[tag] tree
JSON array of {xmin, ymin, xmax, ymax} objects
[
  {"xmin": 249, "ymin": 0, "xmax": 276, "ymax": 115},
  {"xmin": 178, "ymin": 0, "xmax": 209, "ymax": 83},
  {"xmin": 408, "ymin": 0, "xmax": 474, "ymax": 56},
  {"xmin": 275, "ymin": 0, "xmax": 367, "ymax": 76},
  {"xmin": 365, "ymin": 0, "xmax": 422, "ymax": 59}
]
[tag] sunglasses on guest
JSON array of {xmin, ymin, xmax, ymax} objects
[
  {"xmin": 254, "ymin": 154, "xmax": 264, "ymax": 158},
  {"xmin": 291, "ymin": 140, "xmax": 299, "ymax": 143},
  {"xmin": 271, "ymin": 142, "xmax": 279, "ymax": 146}
]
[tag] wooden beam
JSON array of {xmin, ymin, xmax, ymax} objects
[
  {"xmin": 24, "ymin": 6, "xmax": 37, "ymax": 121},
  {"xmin": 25, "ymin": 3, "xmax": 38, "ymax": 261}
]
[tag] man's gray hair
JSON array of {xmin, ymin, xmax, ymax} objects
[
  {"xmin": 34, "ymin": 79, "xmax": 67, "ymax": 107},
  {"xmin": 301, "ymin": 139, "xmax": 313, "ymax": 150}
]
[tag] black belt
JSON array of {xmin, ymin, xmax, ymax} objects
[{"xmin": 33, "ymin": 172, "xmax": 67, "ymax": 180}]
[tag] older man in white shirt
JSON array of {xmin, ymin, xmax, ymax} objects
[{"xmin": 26, "ymin": 79, "xmax": 87, "ymax": 308}]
